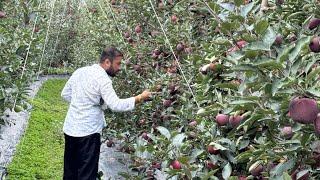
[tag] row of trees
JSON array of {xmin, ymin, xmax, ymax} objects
[
  {"xmin": 0, "ymin": 0, "xmax": 83, "ymax": 125},
  {"xmin": 92, "ymin": 0, "xmax": 320, "ymax": 179}
]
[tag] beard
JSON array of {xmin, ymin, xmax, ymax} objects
[{"xmin": 105, "ymin": 66, "xmax": 117, "ymax": 77}]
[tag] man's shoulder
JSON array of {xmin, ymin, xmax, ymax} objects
[
  {"xmin": 89, "ymin": 65, "xmax": 113, "ymax": 84},
  {"xmin": 73, "ymin": 66, "xmax": 87, "ymax": 74}
]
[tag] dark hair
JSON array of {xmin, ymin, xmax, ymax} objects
[{"xmin": 100, "ymin": 47, "xmax": 123, "ymax": 63}]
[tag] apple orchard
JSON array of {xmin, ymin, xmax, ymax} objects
[{"xmin": 1, "ymin": 0, "xmax": 320, "ymax": 179}]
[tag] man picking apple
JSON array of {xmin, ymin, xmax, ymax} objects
[{"xmin": 61, "ymin": 47, "xmax": 152, "ymax": 180}]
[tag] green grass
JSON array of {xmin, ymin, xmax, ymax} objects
[{"xmin": 7, "ymin": 79, "xmax": 68, "ymax": 180}]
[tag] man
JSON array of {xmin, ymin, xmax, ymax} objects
[{"xmin": 61, "ymin": 47, "xmax": 151, "ymax": 180}]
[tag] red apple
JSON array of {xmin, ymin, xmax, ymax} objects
[
  {"xmin": 0, "ymin": 11, "xmax": 6, "ymax": 18},
  {"xmin": 106, "ymin": 140, "xmax": 114, "ymax": 147},
  {"xmin": 171, "ymin": 160, "xmax": 181, "ymax": 169},
  {"xmin": 199, "ymin": 63, "xmax": 217, "ymax": 75},
  {"xmin": 153, "ymin": 49, "xmax": 161, "ymax": 55},
  {"xmin": 141, "ymin": 132, "xmax": 149, "ymax": 140},
  {"xmin": 281, "ymin": 126, "xmax": 293, "ymax": 139},
  {"xmin": 250, "ymin": 164, "xmax": 263, "ymax": 177},
  {"xmin": 236, "ymin": 40, "xmax": 247, "ymax": 48},
  {"xmin": 135, "ymin": 25, "xmax": 142, "ymax": 34},
  {"xmin": 124, "ymin": 31, "xmax": 130, "ymax": 38},
  {"xmin": 229, "ymin": 115, "xmax": 243, "ymax": 128},
  {"xmin": 205, "ymin": 160, "xmax": 217, "ymax": 169},
  {"xmin": 138, "ymin": 118, "xmax": 146, "ymax": 125},
  {"xmin": 188, "ymin": 131, "xmax": 197, "ymax": 139},
  {"xmin": 133, "ymin": 64, "xmax": 141, "ymax": 73},
  {"xmin": 215, "ymin": 114, "xmax": 229, "ymax": 126},
  {"xmin": 171, "ymin": 15, "xmax": 178, "ymax": 23},
  {"xmin": 160, "ymin": 115, "xmax": 170, "ymax": 121},
  {"xmin": 289, "ymin": 97, "xmax": 318, "ymax": 124},
  {"xmin": 185, "ymin": 47, "xmax": 192, "ymax": 54},
  {"xmin": 89, "ymin": 8, "xmax": 97, "ymax": 13},
  {"xmin": 163, "ymin": 99, "xmax": 172, "ymax": 107},
  {"xmin": 276, "ymin": 0, "xmax": 284, "ymax": 5},
  {"xmin": 274, "ymin": 35, "xmax": 283, "ymax": 45},
  {"xmin": 188, "ymin": 120, "xmax": 197, "ymax": 127},
  {"xmin": 168, "ymin": 84, "xmax": 179, "ymax": 95},
  {"xmin": 127, "ymin": 37, "xmax": 134, "ymax": 43},
  {"xmin": 34, "ymin": 27, "xmax": 40, "ymax": 33},
  {"xmin": 151, "ymin": 53, "xmax": 158, "ymax": 59},
  {"xmin": 158, "ymin": 2, "xmax": 164, "ymax": 9},
  {"xmin": 176, "ymin": 43, "xmax": 184, "ymax": 52},
  {"xmin": 308, "ymin": 18, "xmax": 320, "ymax": 30},
  {"xmin": 207, "ymin": 145, "xmax": 219, "ymax": 155},
  {"xmin": 238, "ymin": 175, "xmax": 247, "ymax": 180},
  {"xmin": 310, "ymin": 36, "xmax": 320, "ymax": 53},
  {"xmin": 151, "ymin": 161, "xmax": 161, "ymax": 169}
]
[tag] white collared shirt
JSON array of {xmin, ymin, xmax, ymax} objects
[{"xmin": 61, "ymin": 64, "xmax": 135, "ymax": 137}]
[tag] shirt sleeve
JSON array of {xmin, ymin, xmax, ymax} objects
[
  {"xmin": 100, "ymin": 79, "xmax": 135, "ymax": 112},
  {"xmin": 61, "ymin": 77, "xmax": 73, "ymax": 103}
]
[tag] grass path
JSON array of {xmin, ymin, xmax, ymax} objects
[{"xmin": 7, "ymin": 79, "xmax": 68, "ymax": 179}]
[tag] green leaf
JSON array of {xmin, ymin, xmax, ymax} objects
[
  {"xmin": 245, "ymin": 27, "xmax": 276, "ymax": 51},
  {"xmin": 290, "ymin": 57, "xmax": 302, "ymax": 76},
  {"xmin": 244, "ymin": 50, "xmax": 260, "ymax": 58},
  {"xmin": 304, "ymin": 55, "xmax": 317, "ymax": 74},
  {"xmin": 306, "ymin": 66, "xmax": 320, "ymax": 83},
  {"xmin": 253, "ymin": 58, "xmax": 283, "ymax": 70},
  {"xmin": 277, "ymin": 44, "xmax": 295, "ymax": 62},
  {"xmin": 272, "ymin": 79, "xmax": 284, "ymax": 96},
  {"xmin": 235, "ymin": 151, "xmax": 253, "ymax": 163},
  {"xmin": 237, "ymin": 114, "xmax": 264, "ymax": 131},
  {"xmin": 283, "ymin": 172, "xmax": 292, "ymax": 180},
  {"xmin": 238, "ymin": 139, "xmax": 250, "ymax": 150},
  {"xmin": 213, "ymin": 37, "xmax": 231, "ymax": 45},
  {"xmin": 208, "ymin": 2, "xmax": 220, "ymax": 12},
  {"xmin": 190, "ymin": 149, "xmax": 204, "ymax": 161},
  {"xmin": 220, "ymin": 21, "xmax": 240, "ymax": 32},
  {"xmin": 201, "ymin": 169, "xmax": 219, "ymax": 180},
  {"xmin": 215, "ymin": 82, "xmax": 239, "ymax": 90},
  {"xmin": 156, "ymin": 126, "xmax": 171, "ymax": 140},
  {"xmin": 306, "ymin": 88, "xmax": 320, "ymax": 97},
  {"xmin": 197, "ymin": 108, "xmax": 206, "ymax": 115},
  {"xmin": 209, "ymin": 142, "xmax": 228, "ymax": 151},
  {"xmin": 245, "ymin": 41, "xmax": 270, "ymax": 51},
  {"xmin": 172, "ymin": 133, "xmax": 186, "ymax": 147},
  {"xmin": 118, "ymin": 172, "xmax": 132, "ymax": 178},
  {"xmin": 288, "ymin": 36, "xmax": 312, "ymax": 63},
  {"xmin": 230, "ymin": 100, "xmax": 256, "ymax": 105},
  {"xmin": 234, "ymin": 0, "xmax": 243, "ymax": 7},
  {"xmin": 227, "ymin": 51, "xmax": 245, "ymax": 63},
  {"xmin": 240, "ymin": 2, "xmax": 254, "ymax": 18},
  {"xmin": 218, "ymin": 138, "xmax": 236, "ymax": 151},
  {"xmin": 255, "ymin": 19, "xmax": 269, "ymax": 35},
  {"xmin": 222, "ymin": 162, "xmax": 232, "ymax": 180},
  {"xmin": 270, "ymin": 159, "xmax": 295, "ymax": 177},
  {"xmin": 263, "ymin": 26, "xmax": 276, "ymax": 47},
  {"xmin": 278, "ymin": 140, "xmax": 301, "ymax": 145},
  {"xmin": 232, "ymin": 64, "xmax": 264, "ymax": 75},
  {"xmin": 218, "ymin": 2, "xmax": 235, "ymax": 12},
  {"xmin": 228, "ymin": 177, "xmax": 238, "ymax": 180}
]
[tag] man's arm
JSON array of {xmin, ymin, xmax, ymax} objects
[
  {"xmin": 100, "ymin": 80, "xmax": 151, "ymax": 112},
  {"xmin": 61, "ymin": 77, "xmax": 73, "ymax": 103}
]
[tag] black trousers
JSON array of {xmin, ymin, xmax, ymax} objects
[{"xmin": 63, "ymin": 133, "xmax": 101, "ymax": 180}]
